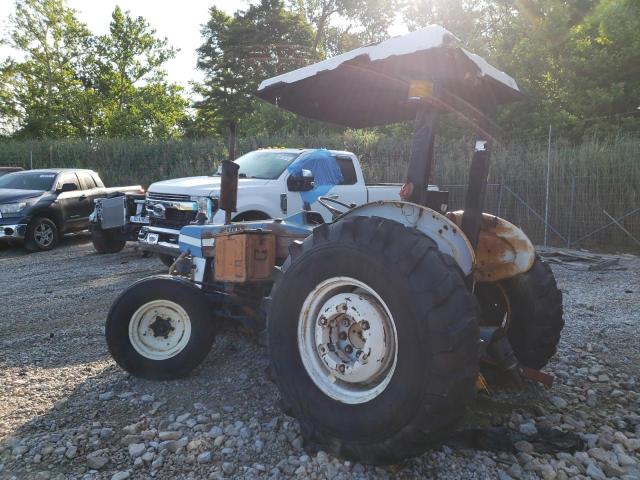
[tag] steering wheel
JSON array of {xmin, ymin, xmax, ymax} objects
[{"xmin": 317, "ymin": 195, "xmax": 356, "ymax": 220}]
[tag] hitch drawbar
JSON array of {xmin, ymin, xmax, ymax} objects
[{"xmin": 479, "ymin": 327, "xmax": 554, "ymax": 389}]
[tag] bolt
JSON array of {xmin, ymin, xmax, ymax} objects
[
  {"xmin": 319, "ymin": 345, "xmax": 325, "ymax": 353},
  {"xmin": 318, "ymin": 316, "xmax": 327, "ymax": 326},
  {"xmin": 344, "ymin": 345, "xmax": 353, "ymax": 354},
  {"xmin": 338, "ymin": 331, "xmax": 347, "ymax": 340},
  {"xmin": 361, "ymin": 321, "xmax": 370, "ymax": 331},
  {"xmin": 338, "ymin": 364, "xmax": 346, "ymax": 374}
]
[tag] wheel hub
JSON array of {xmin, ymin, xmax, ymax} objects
[
  {"xmin": 35, "ymin": 223, "xmax": 53, "ymax": 246},
  {"xmin": 149, "ymin": 315, "xmax": 175, "ymax": 339},
  {"xmin": 298, "ymin": 277, "xmax": 398, "ymax": 404},
  {"xmin": 314, "ymin": 294, "xmax": 390, "ymax": 384},
  {"xmin": 128, "ymin": 300, "xmax": 191, "ymax": 361}
]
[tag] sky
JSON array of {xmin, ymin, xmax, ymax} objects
[
  {"xmin": 0, "ymin": 0, "xmax": 251, "ymax": 90},
  {"xmin": 0, "ymin": 0, "xmax": 407, "ymax": 95}
]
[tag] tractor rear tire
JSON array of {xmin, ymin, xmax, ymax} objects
[
  {"xmin": 92, "ymin": 228, "xmax": 126, "ymax": 254},
  {"xmin": 502, "ymin": 257, "xmax": 563, "ymax": 369},
  {"xmin": 266, "ymin": 216, "xmax": 479, "ymax": 464},
  {"xmin": 106, "ymin": 276, "xmax": 216, "ymax": 380}
]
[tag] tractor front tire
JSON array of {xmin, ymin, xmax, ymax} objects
[
  {"xmin": 502, "ymin": 257, "xmax": 564, "ymax": 369},
  {"xmin": 267, "ymin": 216, "xmax": 479, "ymax": 464},
  {"xmin": 106, "ymin": 276, "xmax": 216, "ymax": 380}
]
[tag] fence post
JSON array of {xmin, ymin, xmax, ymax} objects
[
  {"xmin": 544, "ymin": 124, "xmax": 552, "ymax": 246},
  {"xmin": 567, "ymin": 176, "xmax": 576, "ymax": 248}
]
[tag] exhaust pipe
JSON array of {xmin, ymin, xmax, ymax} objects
[{"xmin": 219, "ymin": 160, "xmax": 240, "ymax": 224}]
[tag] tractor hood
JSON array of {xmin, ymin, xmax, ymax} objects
[{"xmin": 256, "ymin": 25, "xmax": 522, "ymax": 128}]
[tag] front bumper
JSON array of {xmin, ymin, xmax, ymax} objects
[
  {"xmin": 0, "ymin": 223, "xmax": 27, "ymax": 241},
  {"xmin": 137, "ymin": 225, "xmax": 181, "ymax": 257}
]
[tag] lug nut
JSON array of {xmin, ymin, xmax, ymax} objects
[
  {"xmin": 344, "ymin": 345, "xmax": 353, "ymax": 354},
  {"xmin": 318, "ymin": 316, "xmax": 327, "ymax": 326},
  {"xmin": 361, "ymin": 321, "xmax": 370, "ymax": 330},
  {"xmin": 338, "ymin": 364, "xmax": 346, "ymax": 374},
  {"xmin": 319, "ymin": 345, "xmax": 325, "ymax": 353},
  {"xmin": 342, "ymin": 303, "xmax": 348, "ymax": 311},
  {"xmin": 338, "ymin": 331, "xmax": 347, "ymax": 340},
  {"xmin": 342, "ymin": 317, "xmax": 350, "ymax": 327}
]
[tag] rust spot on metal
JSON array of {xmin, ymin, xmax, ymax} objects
[{"xmin": 448, "ymin": 211, "xmax": 535, "ymax": 282}]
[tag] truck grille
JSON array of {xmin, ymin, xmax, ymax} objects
[
  {"xmin": 147, "ymin": 192, "xmax": 191, "ymax": 202},
  {"xmin": 149, "ymin": 210, "xmax": 197, "ymax": 229}
]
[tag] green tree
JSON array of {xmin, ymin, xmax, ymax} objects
[
  {"xmin": 2, "ymin": 0, "xmax": 95, "ymax": 137},
  {"xmin": 401, "ymin": 0, "xmax": 486, "ymax": 49},
  {"xmin": 290, "ymin": 0, "xmax": 399, "ymax": 55},
  {"xmin": 492, "ymin": 0, "xmax": 640, "ymax": 138},
  {"xmin": 195, "ymin": 0, "xmax": 315, "ymax": 151},
  {"xmin": 0, "ymin": 61, "xmax": 21, "ymax": 136},
  {"xmin": 95, "ymin": 6, "xmax": 187, "ymax": 137}
]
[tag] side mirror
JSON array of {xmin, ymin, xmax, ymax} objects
[
  {"xmin": 287, "ymin": 170, "xmax": 315, "ymax": 192},
  {"xmin": 58, "ymin": 183, "xmax": 78, "ymax": 193}
]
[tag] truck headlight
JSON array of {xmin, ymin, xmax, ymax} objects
[
  {"xmin": 191, "ymin": 196, "xmax": 219, "ymax": 221},
  {"xmin": 0, "ymin": 201, "xmax": 29, "ymax": 216}
]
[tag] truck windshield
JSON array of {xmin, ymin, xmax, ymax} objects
[
  {"xmin": 216, "ymin": 151, "xmax": 300, "ymax": 180},
  {"xmin": 0, "ymin": 171, "xmax": 56, "ymax": 191}
]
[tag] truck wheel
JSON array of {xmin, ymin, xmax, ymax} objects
[
  {"xmin": 25, "ymin": 217, "xmax": 59, "ymax": 251},
  {"xmin": 267, "ymin": 216, "xmax": 479, "ymax": 464},
  {"xmin": 92, "ymin": 228, "xmax": 126, "ymax": 253},
  {"xmin": 106, "ymin": 276, "xmax": 216, "ymax": 379},
  {"xmin": 159, "ymin": 254, "xmax": 176, "ymax": 267},
  {"xmin": 502, "ymin": 257, "xmax": 564, "ymax": 369}
]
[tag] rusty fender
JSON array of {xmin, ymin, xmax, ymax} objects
[
  {"xmin": 447, "ymin": 210, "xmax": 535, "ymax": 282},
  {"xmin": 341, "ymin": 201, "xmax": 475, "ymax": 276}
]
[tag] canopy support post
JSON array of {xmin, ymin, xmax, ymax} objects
[
  {"xmin": 461, "ymin": 104, "xmax": 496, "ymax": 250},
  {"xmin": 404, "ymin": 105, "xmax": 438, "ymax": 206}
]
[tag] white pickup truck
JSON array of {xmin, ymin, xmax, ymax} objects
[{"xmin": 138, "ymin": 148, "xmax": 447, "ymax": 262}]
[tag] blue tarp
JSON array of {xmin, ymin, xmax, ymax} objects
[{"xmin": 287, "ymin": 149, "xmax": 343, "ymax": 204}]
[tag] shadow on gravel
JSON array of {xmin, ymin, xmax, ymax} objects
[{"xmin": 0, "ymin": 231, "xmax": 92, "ymax": 259}]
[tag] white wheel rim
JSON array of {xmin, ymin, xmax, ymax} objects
[
  {"xmin": 128, "ymin": 300, "xmax": 192, "ymax": 360},
  {"xmin": 298, "ymin": 277, "xmax": 398, "ymax": 404}
]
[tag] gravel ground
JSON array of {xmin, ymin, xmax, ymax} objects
[{"xmin": 0, "ymin": 238, "xmax": 639, "ymax": 480}]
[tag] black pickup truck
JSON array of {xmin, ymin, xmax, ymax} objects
[{"xmin": 0, "ymin": 169, "xmax": 142, "ymax": 251}]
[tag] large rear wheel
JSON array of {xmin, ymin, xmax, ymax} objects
[
  {"xmin": 475, "ymin": 257, "xmax": 563, "ymax": 369},
  {"xmin": 106, "ymin": 276, "xmax": 216, "ymax": 379},
  {"xmin": 503, "ymin": 257, "xmax": 563, "ymax": 369},
  {"xmin": 267, "ymin": 216, "xmax": 479, "ymax": 464}
]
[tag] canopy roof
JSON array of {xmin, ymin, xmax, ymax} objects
[{"xmin": 256, "ymin": 25, "xmax": 522, "ymax": 128}]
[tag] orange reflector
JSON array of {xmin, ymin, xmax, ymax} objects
[
  {"xmin": 475, "ymin": 373, "xmax": 491, "ymax": 394},
  {"xmin": 408, "ymin": 80, "xmax": 434, "ymax": 101}
]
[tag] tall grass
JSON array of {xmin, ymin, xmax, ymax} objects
[{"xmin": 1, "ymin": 134, "xmax": 638, "ymax": 250}]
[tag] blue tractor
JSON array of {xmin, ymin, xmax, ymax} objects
[{"xmin": 106, "ymin": 26, "xmax": 563, "ymax": 464}]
